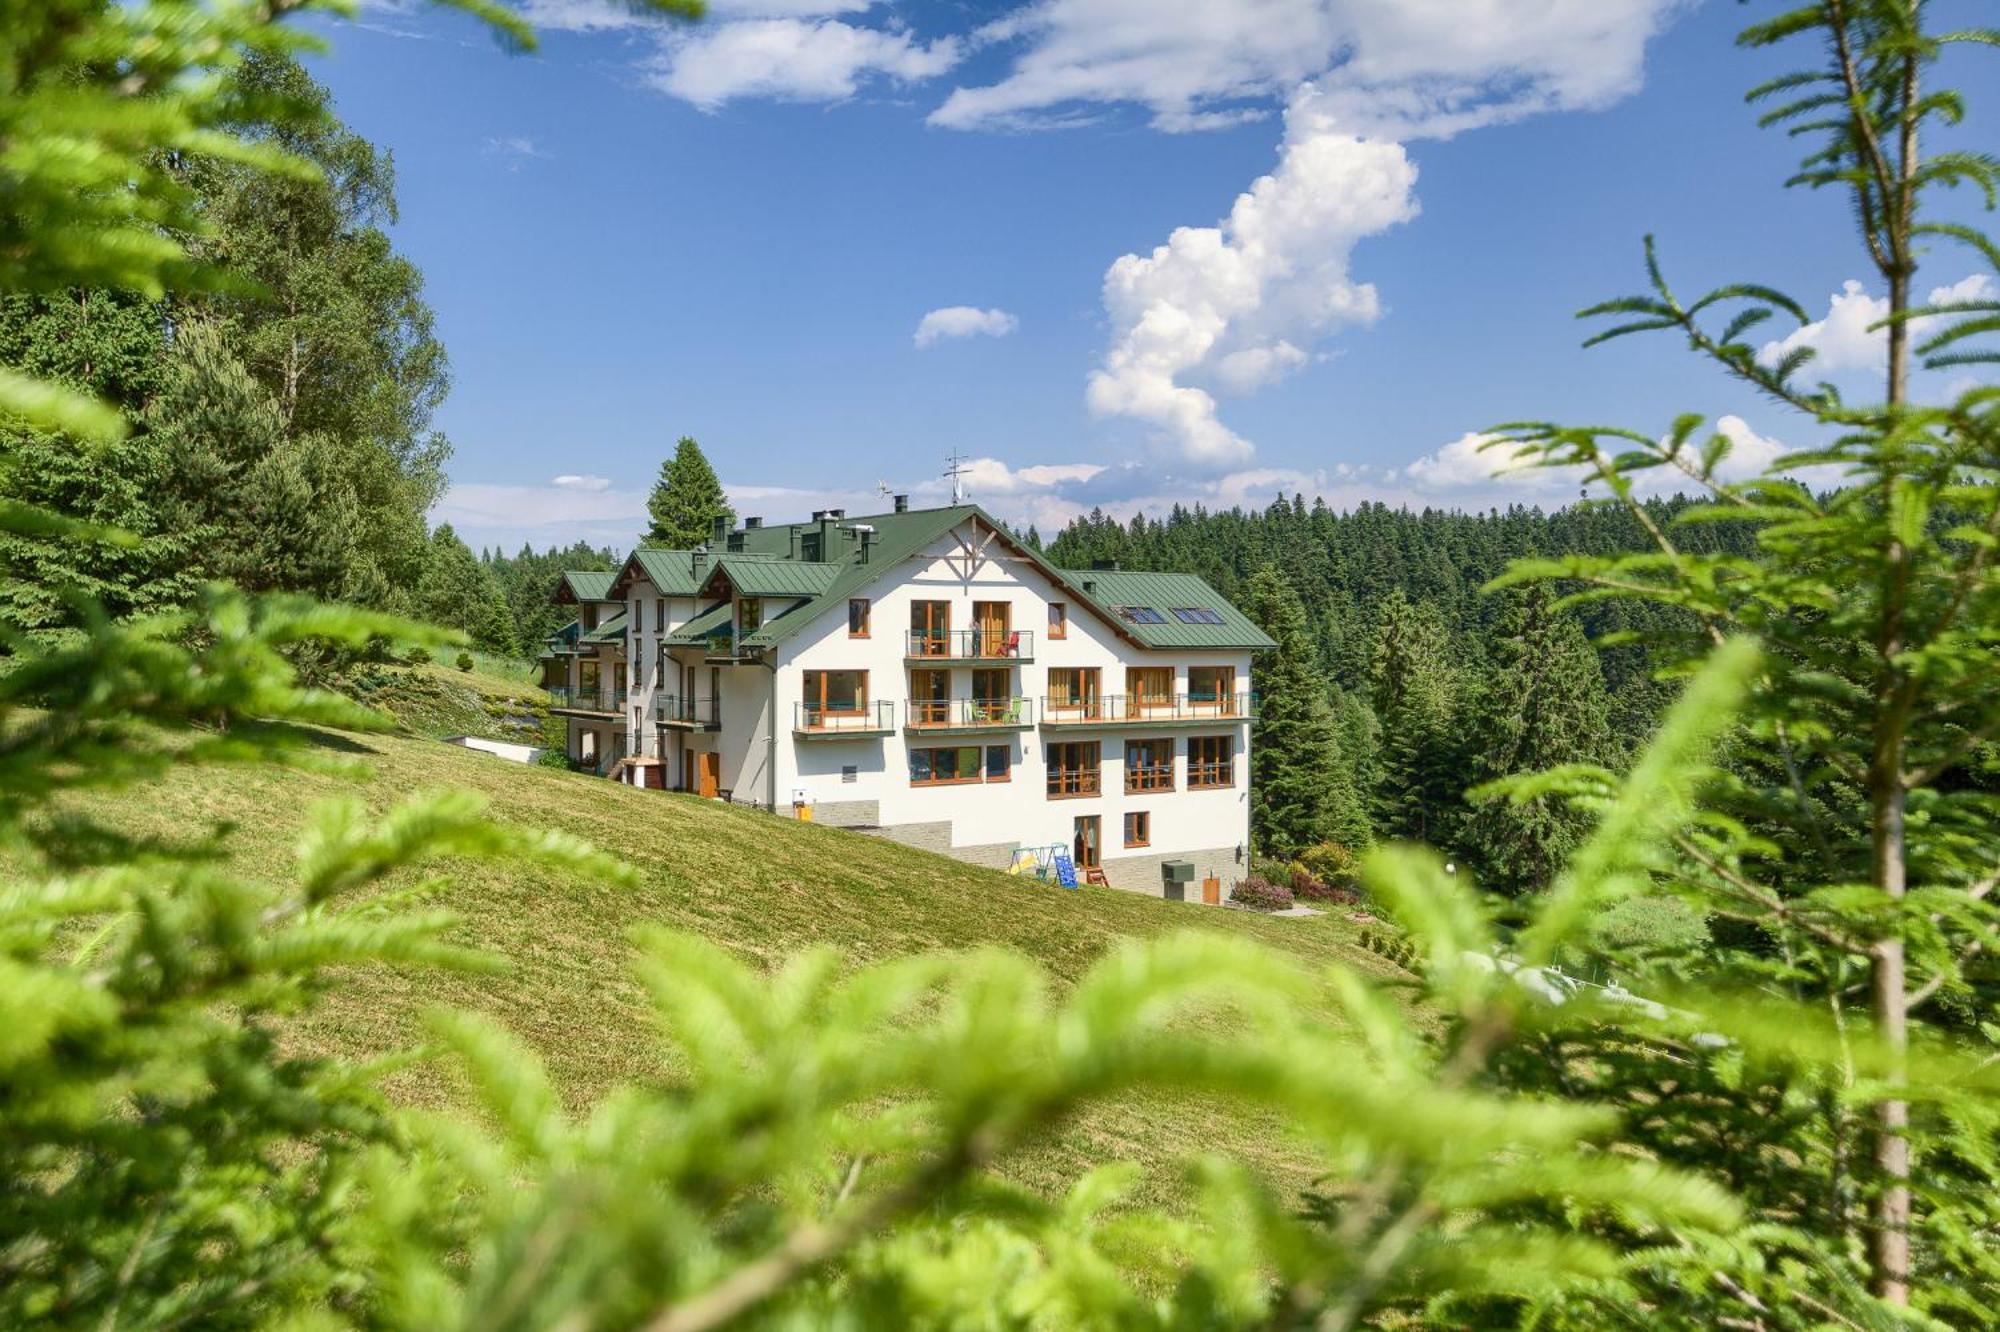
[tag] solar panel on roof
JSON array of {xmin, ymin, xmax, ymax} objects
[{"xmin": 1170, "ymin": 607, "xmax": 1224, "ymax": 625}]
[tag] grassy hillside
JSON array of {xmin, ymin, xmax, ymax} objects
[
  {"xmin": 342, "ymin": 659, "xmax": 557, "ymax": 747},
  {"xmin": 66, "ymin": 723, "xmax": 1420, "ymax": 1206}
]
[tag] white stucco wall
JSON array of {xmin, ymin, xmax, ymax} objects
[{"xmin": 767, "ymin": 520, "xmax": 1253, "ymax": 874}]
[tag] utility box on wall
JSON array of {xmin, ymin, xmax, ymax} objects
[{"xmin": 1162, "ymin": 860, "xmax": 1195, "ymax": 901}]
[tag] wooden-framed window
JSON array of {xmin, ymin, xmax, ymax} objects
[
  {"xmin": 910, "ymin": 745, "xmax": 983, "ymax": 785},
  {"xmin": 1047, "ymin": 667, "xmax": 1100, "ymax": 712},
  {"xmin": 1188, "ymin": 735, "xmax": 1233, "ymax": 789},
  {"xmin": 971, "ymin": 668, "xmax": 1013, "ymax": 722},
  {"xmin": 848, "ymin": 598, "xmax": 870, "ymax": 637},
  {"xmin": 1048, "ymin": 601, "xmax": 1068, "ymax": 639},
  {"xmin": 1127, "ymin": 667, "xmax": 1174, "ymax": 710},
  {"xmin": 1123, "ymin": 811, "xmax": 1150, "ymax": 848},
  {"xmin": 984, "ymin": 745, "xmax": 1011, "ymax": 782},
  {"xmin": 1188, "ymin": 665, "xmax": 1236, "ymax": 712},
  {"xmin": 1046, "ymin": 741, "xmax": 1101, "ymax": 798},
  {"xmin": 973, "ymin": 600, "xmax": 1011, "ymax": 657},
  {"xmin": 1125, "ymin": 739, "xmax": 1174, "ymax": 792},
  {"xmin": 910, "ymin": 600, "xmax": 951, "ymax": 656},
  {"xmin": 656, "ymin": 598, "xmax": 667, "ymax": 633},
  {"xmin": 803, "ymin": 669, "xmax": 867, "ymax": 721},
  {"xmin": 738, "ymin": 597, "xmax": 763, "ymax": 634}
]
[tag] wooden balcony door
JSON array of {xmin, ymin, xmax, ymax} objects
[
  {"xmin": 973, "ymin": 600, "xmax": 1010, "ymax": 657},
  {"xmin": 910, "ymin": 667, "xmax": 949, "ymax": 727},
  {"xmin": 911, "ymin": 600, "xmax": 950, "ymax": 657},
  {"xmin": 972, "ymin": 668, "xmax": 1009, "ymax": 722},
  {"xmin": 1128, "ymin": 667, "xmax": 1174, "ymax": 711}
]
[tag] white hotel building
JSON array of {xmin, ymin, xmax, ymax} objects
[{"xmin": 541, "ymin": 501, "xmax": 1271, "ymax": 899}]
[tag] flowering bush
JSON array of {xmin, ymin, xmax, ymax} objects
[{"xmin": 1228, "ymin": 875, "xmax": 1294, "ymax": 912}]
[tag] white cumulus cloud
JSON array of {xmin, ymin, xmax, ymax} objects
[
  {"xmin": 913, "ymin": 306, "xmax": 1019, "ymax": 348},
  {"xmin": 1399, "ymin": 415, "xmax": 1792, "ymax": 503},
  {"xmin": 550, "ymin": 473, "xmax": 612, "ymax": 491},
  {"xmin": 648, "ymin": 17, "xmax": 960, "ymax": 110},
  {"xmin": 1760, "ymin": 274, "xmax": 1999, "ymax": 379}
]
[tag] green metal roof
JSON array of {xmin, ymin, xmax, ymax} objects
[
  {"xmin": 663, "ymin": 600, "xmax": 733, "ymax": 645},
  {"xmin": 582, "ymin": 609, "xmax": 628, "ymax": 643},
  {"xmin": 1057, "ymin": 568, "xmax": 1274, "ymax": 650},
  {"xmin": 629, "ymin": 549, "xmax": 706, "ymax": 595},
  {"xmin": 561, "ymin": 570, "xmax": 616, "ymax": 602},
  {"xmin": 558, "ymin": 502, "xmax": 1268, "ymax": 657},
  {"xmin": 708, "ymin": 556, "xmax": 841, "ymax": 599}
]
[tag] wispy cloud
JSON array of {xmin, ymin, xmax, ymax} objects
[{"xmin": 483, "ymin": 135, "xmax": 553, "ymax": 170}]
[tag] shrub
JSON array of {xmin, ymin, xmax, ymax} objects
[
  {"xmin": 407, "ymin": 646, "xmax": 432, "ymax": 666},
  {"xmin": 455, "ymin": 650, "xmax": 475, "ymax": 672},
  {"xmin": 1228, "ymin": 875, "xmax": 1293, "ymax": 912},
  {"xmin": 1296, "ymin": 841, "xmax": 1362, "ymax": 892}
]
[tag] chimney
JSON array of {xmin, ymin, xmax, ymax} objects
[
  {"xmin": 826, "ymin": 508, "xmax": 845, "ymax": 520},
  {"xmin": 726, "ymin": 531, "xmax": 744, "ymax": 553},
  {"xmin": 711, "ymin": 515, "xmax": 730, "ymax": 543},
  {"xmin": 1091, "ymin": 558, "xmax": 1120, "ymax": 571},
  {"xmin": 810, "ymin": 509, "xmax": 826, "ymax": 521},
  {"xmin": 744, "ymin": 516, "xmax": 762, "ymax": 529},
  {"xmin": 893, "ymin": 493, "xmax": 908, "ymax": 513},
  {"xmin": 853, "ymin": 523, "xmax": 877, "ymax": 562}
]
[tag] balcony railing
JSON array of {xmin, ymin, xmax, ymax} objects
[
  {"xmin": 1046, "ymin": 767, "xmax": 1102, "ymax": 799},
  {"xmin": 655, "ymin": 694, "xmax": 720, "ymax": 728},
  {"xmin": 794, "ymin": 700, "xmax": 896, "ymax": 735},
  {"xmin": 1188, "ymin": 760, "xmax": 1233, "ymax": 789},
  {"xmin": 905, "ymin": 696, "xmax": 1034, "ymax": 730},
  {"xmin": 1041, "ymin": 692, "xmax": 1255, "ymax": 725},
  {"xmin": 1125, "ymin": 763, "xmax": 1175, "ymax": 793},
  {"xmin": 904, "ymin": 628, "xmax": 1035, "ymax": 661},
  {"xmin": 548, "ymin": 684, "xmax": 620, "ymax": 713}
]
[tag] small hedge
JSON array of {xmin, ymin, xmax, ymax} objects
[{"xmin": 1228, "ymin": 875, "xmax": 1294, "ymax": 912}]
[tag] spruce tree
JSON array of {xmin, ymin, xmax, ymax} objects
[
  {"xmin": 1245, "ymin": 564, "xmax": 1352, "ymax": 858},
  {"xmin": 1369, "ymin": 590, "xmax": 1461, "ymax": 846},
  {"xmin": 1458, "ymin": 584, "xmax": 1614, "ymax": 895},
  {"xmin": 645, "ymin": 436, "xmax": 732, "ymax": 548}
]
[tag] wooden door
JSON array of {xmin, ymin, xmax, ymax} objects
[
  {"xmin": 910, "ymin": 667, "xmax": 949, "ymax": 726},
  {"xmin": 1072, "ymin": 815, "xmax": 1101, "ymax": 870},
  {"xmin": 681, "ymin": 745, "xmax": 694, "ymax": 792},
  {"xmin": 972, "ymin": 667, "xmax": 1009, "ymax": 722},
  {"xmin": 698, "ymin": 752, "xmax": 720, "ymax": 799},
  {"xmin": 1201, "ymin": 875, "xmax": 1222, "ymax": 906},
  {"xmin": 911, "ymin": 600, "xmax": 950, "ymax": 656},
  {"xmin": 974, "ymin": 600, "xmax": 1009, "ymax": 656}
]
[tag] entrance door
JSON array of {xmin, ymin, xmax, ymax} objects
[
  {"xmin": 698, "ymin": 752, "xmax": 720, "ymax": 799},
  {"xmin": 1072, "ymin": 815, "xmax": 1101, "ymax": 870},
  {"xmin": 681, "ymin": 745, "xmax": 693, "ymax": 791}
]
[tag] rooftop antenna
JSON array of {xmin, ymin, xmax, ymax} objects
[
  {"xmin": 943, "ymin": 451, "xmax": 971, "ymax": 504},
  {"xmin": 875, "ymin": 479, "xmax": 893, "ymax": 503}
]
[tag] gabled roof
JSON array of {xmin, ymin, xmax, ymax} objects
[
  {"xmin": 1058, "ymin": 568, "xmax": 1274, "ymax": 650},
  {"xmin": 608, "ymin": 548, "xmax": 706, "ymax": 599},
  {"xmin": 554, "ymin": 570, "xmax": 617, "ymax": 604},
  {"xmin": 703, "ymin": 556, "xmax": 841, "ymax": 599}
]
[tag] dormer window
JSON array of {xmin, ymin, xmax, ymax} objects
[
  {"xmin": 1117, "ymin": 605, "xmax": 1167, "ymax": 625},
  {"xmin": 739, "ymin": 597, "xmax": 763, "ymax": 633},
  {"xmin": 1170, "ymin": 607, "xmax": 1225, "ymax": 625}
]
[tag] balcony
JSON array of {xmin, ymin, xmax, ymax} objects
[
  {"xmin": 655, "ymin": 694, "xmax": 721, "ymax": 730},
  {"xmin": 1040, "ymin": 692, "xmax": 1255, "ymax": 729},
  {"xmin": 904, "ymin": 628, "xmax": 1035, "ymax": 663},
  {"xmin": 547, "ymin": 684, "xmax": 622, "ymax": 717},
  {"xmin": 904, "ymin": 696, "xmax": 1034, "ymax": 735},
  {"xmin": 1045, "ymin": 767, "xmax": 1102, "ymax": 799},
  {"xmin": 1125, "ymin": 763, "xmax": 1175, "ymax": 793},
  {"xmin": 794, "ymin": 699, "xmax": 896, "ymax": 738}
]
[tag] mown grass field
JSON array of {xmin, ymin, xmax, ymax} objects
[{"xmin": 64, "ymin": 697, "xmax": 1423, "ymax": 1207}]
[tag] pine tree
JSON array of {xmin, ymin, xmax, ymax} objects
[
  {"xmin": 417, "ymin": 524, "xmax": 519, "ymax": 656},
  {"xmin": 1458, "ymin": 584, "xmax": 1614, "ymax": 895},
  {"xmin": 1369, "ymin": 590, "xmax": 1462, "ymax": 847},
  {"xmin": 646, "ymin": 436, "xmax": 731, "ymax": 548},
  {"xmin": 1244, "ymin": 564, "xmax": 1353, "ymax": 858}
]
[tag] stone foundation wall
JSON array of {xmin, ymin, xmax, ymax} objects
[
  {"xmin": 1099, "ymin": 845, "xmax": 1241, "ymax": 901},
  {"xmin": 864, "ymin": 821, "xmax": 1017, "ymax": 872}
]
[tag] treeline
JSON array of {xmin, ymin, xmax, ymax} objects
[
  {"xmin": 0, "ymin": 54, "xmax": 490, "ymax": 647},
  {"xmin": 1041, "ymin": 496, "xmax": 1760, "ymax": 891}
]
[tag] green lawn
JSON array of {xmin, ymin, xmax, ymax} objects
[{"xmin": 70, "ymin": 718, "xmax": 1421, "ymax": 1206}]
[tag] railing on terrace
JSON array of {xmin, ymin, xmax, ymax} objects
[
  {"xmin": 905, "ymin": 697, "xmax": 1034, "ymax": 729},
  {"xmin": 794, "ymin": 700, "xmax": 896, "ymax": 733},
  {"xmin": 591, "ymin": 737, "xmax": 629, "ymax": 777},
  {"xmin": 1125, "ymin": 763, "xmax": 1175, "ymax": 793},
  {"xmin": 1188, "ymin": 759, "xmax": 1233, "ymax": 789},
  {"xmin": 1046, "ymin": 766, "xmax": 1102, "ymax": 799},
  {"xmin": 904, "ymin": 628, "xmax": 1035, "ymax": 660},
  {"xmin": 548, "ymin": 684, "xmax": 622, "ymax": 712},
  {"xmin": 655, "ymin": 694, "xmax": 720, "ymax": 727},
  {"xmin": 1039, "ymin": 692, "xmax": 1255, "ymax": 724}
]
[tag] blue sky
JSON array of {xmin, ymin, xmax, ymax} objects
[{"xmin": 311, "ymin": 1, "xmax": 1997, "ymax": 551}]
